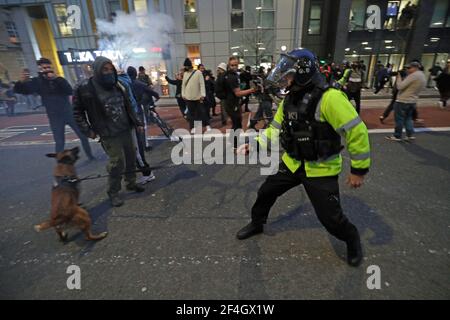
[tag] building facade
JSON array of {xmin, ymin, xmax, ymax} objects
[{"xmin": 0, "ymin": 0, "xmax": 449, "ymax": 94}]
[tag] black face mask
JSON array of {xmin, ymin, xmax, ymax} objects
[{"xmin": 100, "ymin": 73, "xmax": 116, "ymax": 88}]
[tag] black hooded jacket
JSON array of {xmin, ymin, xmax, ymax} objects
[
  {"xmin": 73, "ymin": 56, "xmax": 143, "ymax": 138},
  {"xmin": 126, "ymin": 66, "xmax": 160, "ymax": 106}
]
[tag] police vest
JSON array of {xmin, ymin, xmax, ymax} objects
[{"xmin": 280, "ymin": 85, "xmax": 344, "ymax": 162}]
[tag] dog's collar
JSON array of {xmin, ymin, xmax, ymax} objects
[{"xmin": 53, "ymin": 176, "xmax": 80, "ymax": 188}]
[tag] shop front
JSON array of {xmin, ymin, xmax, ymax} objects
[{"xmin": 57, "ymin": 47, "xmax": 171, "ymax": 96}]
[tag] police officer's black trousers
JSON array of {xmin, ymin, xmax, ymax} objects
[{"xmin": 251, "ymin": 162, "xmax": 359, "ymax": 242}]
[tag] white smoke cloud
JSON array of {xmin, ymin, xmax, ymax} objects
[{"xmin": 96, "ymin": 11, "xmax": 174, "ymax": 69}]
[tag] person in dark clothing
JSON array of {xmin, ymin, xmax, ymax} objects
[
  {"xmin": 73, "ymin": 56, "xmax": 145, "ymax": 207},
  {"xmin": 374, "ymin": 65, "xmax": 389, "ymax": 94},
  {"xmin": 14, "ymin": 58, "xmax": 94, "ymax": 159},
  {"xmin": 166, "ymin": 72, "xmax": 187, "ymax": 118},
  {"xmin": 239, "ymin": 66, "xmax": 252, "ymax": 113},
  {"xmin": 204, "ymin": 70, "xmax": 217, "ymax": 117},
  {"xmin": 1, "ymin": 83, "xmax": 16, "ymax": 116},
  {"xmin": 138, "ymin": 66, "xmax": 152, "ymax": 87},
  {"xmin": 120, "ymin": 69, "xmax": 156, "ymax": 185},
  {"xmin": 435, "ymin": 61, "xmax": 450, "ymax": 108},
  {"xmin": 225, "ymin": 57, "xmax": 257, "ymax": 149},
  {"xmin": 126, "ymin": 66, "xmax": 160, "ymax": 123},
  {"xmin": 429, "ymin": 64, "xmax": 443, "ymax": 89}
]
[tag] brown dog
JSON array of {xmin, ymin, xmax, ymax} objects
[{"xmin": 34, "ymin": 147, "xmax": 108, "ymax": 242}]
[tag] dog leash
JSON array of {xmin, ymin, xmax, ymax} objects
[
  {"xmin": 78, "ymin": 162, "xmax": 180, "ymax": 182},
  {"xmin": 78, "ymin": 169, "xmax": 146, "ymax": 182}
]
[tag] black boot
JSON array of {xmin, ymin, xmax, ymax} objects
[
  {"xmin": 108, "ymin": 193, "xmax": 124, "ymax": 207},
  {"xmin": 126, "ymin": 184, "xmax": 145, "ymax": 193},
  {"xmin": 236, "ymin": 222, "xmax": 263, "ymax": 240},
  {"xmin": 346, "ymin": 233, "xmax": 363, "ymax": 267}
]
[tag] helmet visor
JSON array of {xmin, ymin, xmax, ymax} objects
[{"xmin": 266, "ymin": 54, "xmax": 297, "ymax": 88}]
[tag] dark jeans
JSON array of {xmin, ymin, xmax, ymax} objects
[
  {"xmin": 6, "ymin": 102, "xmax": 15, "ymax": 116},
  {"xmin": 374, "ymin": 80, "xmax": 388, "ymax": 94},
  {"xmin": 186, "ymin": 100, "xmax": 209, "ymax": 129},
  {"xmin": 135, "ymin": 128, "xmax": 151, "ymax": 176},
  {"xmin": 383, "ymin": 96, "xmax": 418, "ymax": 121},
  {"xmin": 176, "ymin": 97, "xmax": 187, "ymax": 117},
  {"xmin": 227, "ymin": 103, "xmax": 243, "ymax": 148},
  {"xmin": 393, "ymin": 102, "xmax": 415, "ymax": 138},
  {"xmin": 250, "ymin": 100, "xmax": 273, "ymax": 127},
  {"xmin": 220, "ymin": 100, "xmax": 228, "ymax": 124},
  {"xmin": 101, "ymin": 130, "xmax": 137, "ymax": 195},
  {"xmin": 240, "ymin": 95, "xmax": 250, "ymax": 111},
  {"xmin": 346, "ymin": 90, "xmax": 361, "ymax": 114},
  {"xmin": 251, "ymin": 162, "xmax": 359, "ymax": 242},
  {"xmin": 48, "ymin": 112, "xmax": 93, "ymax": 158}
]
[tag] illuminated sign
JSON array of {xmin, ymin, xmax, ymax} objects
[{"xmin": 58, "ymin": 47, "xmax": 170, "ymax": 65}]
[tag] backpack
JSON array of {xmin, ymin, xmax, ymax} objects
[{"xmin": 215, "ymin": 72, "xmax": 228, "ymax": 100}]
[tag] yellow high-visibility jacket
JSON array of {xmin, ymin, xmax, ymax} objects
[{"xmin": 257, "ymin": 88, "xmax": 371, "ymax": 177}]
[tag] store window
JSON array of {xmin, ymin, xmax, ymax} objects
[
  {"xmin": 4, "ymin": 21, "xmax": 20, "ymax": 44},
  {"xmin": 186, "ymin": 45, "xmax": 201, "ymax": 68},
  {"xmin": 184, "ymin": 0, "xmax": 198, "ymax": 29},
  {"xmin": 308, "ymin": 3, "xmax": 322, "ymax": 35},
  {"xmin": 430, "ymin": 0, "xmax": 449, "ymax": 28},
  {"xmin": 53, "ymin": 4, "xmax": 74, "ymax": 37}
]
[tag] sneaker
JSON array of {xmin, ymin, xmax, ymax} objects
[
  {"xmin": 379, "ymin": 116, "xmax": 385, "ymax": 124},
  {"xmin": 138, "ymin": 172, "xmax": 156, "ymax": 185},
  {"xmin": 404, "ymin": 136, "xmax": 416, "ymax": 141},
  {"xmin": 126, "ymin": 184, "xmax": 145, "ymax": 193},
  {"xmin": 414, "ymin": 118, "xmax": 424, "ymax": 123},
  {"xmin": 108, "ymin": 193, "xmax": 124, "ymax": 207},
  {"xmin": 385, "ymin": 135, "xmax": 402, "ymax": 141}
]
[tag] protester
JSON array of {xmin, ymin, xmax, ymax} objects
[
  {"xmin": 181, "ymin": 58, "xmax": 211, "ymax": 133},
  {"xmin": 73, "ymin": 56, "xmax": 145, "ymax": 207},
  {"xmin": 14, "ymin": 58, "xmax": 95, "ymax": 160},
  {"xmin": 386, "ymin": 61, "xmax": 426, "ymax": 141},
  {"xmin": 435, "ymin": 60, "xmax": 450, "ymax": 108},
  {"xmin": 220, "ymin": 56, "xmax": 257, "ymax": 150},
  {"xmin": 166, "ymin": 71, "xmax": 187, "ymax": 118},
  {"xmin": 215, "ymin": 62, "xmax": 228, "ymax": 125},
  {"xmin": 138, "ymin": 66, "xmax": 153, "ymax": 87}
]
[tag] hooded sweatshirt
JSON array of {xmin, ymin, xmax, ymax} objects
[{"xmin": 91, "ymin": 56, "xmax": 131, "ymax": 136}]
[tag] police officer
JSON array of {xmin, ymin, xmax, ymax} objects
[{"xmin": 236, "ymin": 49, "xmax": 371, "ymax": 267}]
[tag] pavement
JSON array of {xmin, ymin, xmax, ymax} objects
[
  {"xmin": 0, "ymin": 87, "xmax": 442, "ymax": 117},
  {"xmin": 0, "ymin": 98, "xmax": 449, "ymax": 300}
]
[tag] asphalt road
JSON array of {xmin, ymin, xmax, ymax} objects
[{"xmin": 0, "ymin": 132, "xmax": 449, "ymax": 299}]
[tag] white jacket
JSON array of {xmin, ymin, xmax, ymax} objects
[{"xmin": 181, "ymin": 70, "xmax": 206, "ymax": 101}]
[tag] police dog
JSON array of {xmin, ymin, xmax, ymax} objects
[{"xmin": 34, "ymin": 147, "xmax": 108, "ymax": 242}]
